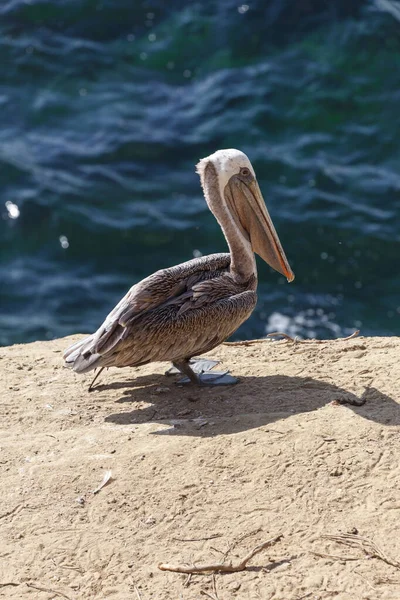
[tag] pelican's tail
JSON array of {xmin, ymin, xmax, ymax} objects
[{"xmin": 63, "ymin": 335, "xmax": 103, "ymax": 374}]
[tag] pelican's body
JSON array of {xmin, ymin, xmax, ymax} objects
[{"xmin": 64, "ymin": 149, "xmax": 294, "ymax": 386}]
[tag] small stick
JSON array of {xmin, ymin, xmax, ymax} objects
[
  {"xmin": 60, "ymin": 565, "xmax": 84, "ymax": 574},
  {"xmin": 201, "ymin": 591, "xmax": 217, "ymax": 600},
  {"xmin": 310, "ymin": 550, "xmax": 360, "ymax": 561},
  {"xmin": 172, "ymin": 534, "xmax": 222, "ymax": 543},
  {"xmin": 338, "ymin": 330, "xmax": 361, "ymax": 341},
  {"xmin": 212, "ymin": 574, "xmax": 219, "ymax": 600},
  {"xmin": 200, "ymin": 574, "xmax": 219, "ymax": 600},
  {"xmin": 88, "ymin": 367, "xmax": 105, "ymax": 392},
  {"xmin": 321, "ymin": 533, "xmax": 400, "ymax": 569},
  {"xmin": 267, "ymin": 332, "xmax": 300, "ymax": 343},
  {"xmin": 0, "ymin": 504, "xmax": 23, "ymax": 521},
  {"xmin": 158, "ymin": 534, "xmax": 282, "ymax": 574},
  {"xmin": 210, "ymin": 546, "xmax": 225, "ymax": 556},
  {"xmin": 354, "ymin": 569, "xmax": 378, "ymax": 592},
  {"xmin": 223, "ymin": 526, "xmax": 262, "ymax": 560},
  {"xmin": 223, "ymin": 330, "xmax": 360, "ymax": 347},
  {"xmin": 26, "ymin": 583, "xmax": 72, "ymax": 599},
  {"xmin": 267, "ymin": 330, "xmax": 360, "ymax": 344},
  {"xmin": 134, "ymin": 585, "xmax": 143, "ymax": 600},
  {"xmin": 0, "ymin": 582, "xmax": 20, "ymax": 588},
  {"xmin": 375, "ymin": 576, "xmax": 400, "ymax": 585},
  {"xmin": 223, "ymin": 338, "xmax": 270, "ymax": 347}
]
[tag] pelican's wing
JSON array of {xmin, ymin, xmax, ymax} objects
[
  {"xmin": 103, "ymin": 286, "xmax": 257, "ymax": 370},
  {"xmin": 63, "ymin": 253, "xmax": 230, "ymax": 372}
]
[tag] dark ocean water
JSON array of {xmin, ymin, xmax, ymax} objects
[{"xmin": 1, "ymin": 0, "xmax": 400, "ymax": 346}]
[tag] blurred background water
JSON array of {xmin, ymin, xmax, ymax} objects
[{"xmin": 1, "ymin": 0, "xmax": 400, "ymax": 346}]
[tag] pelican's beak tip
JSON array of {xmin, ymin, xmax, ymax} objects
[{"xmin": 287, "ymin": 272, "xmax": 295, "ymax": 283}]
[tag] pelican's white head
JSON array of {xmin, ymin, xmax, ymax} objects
[
  {"xmin": 196, "ymin": 148, "xmax": 294, "ymax": 283},
  {"xmin": 196, "ymin": 149, "xmax": 256, "ymax": 201}
]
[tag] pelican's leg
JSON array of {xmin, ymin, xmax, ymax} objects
[
  {"xmin": 172, "ymin": 360, "xmax": 238, "ymax": 386},
  {"xmin": 165, "ymin": 358, "xmax": 220, "ymax": 376},
  {"xmin": 88, "ymin": 367, "xmax": 105, "ymax": 392},
  {"xmin": 172, "ymin": 360, "xmax": 201, "ymax": 384}
]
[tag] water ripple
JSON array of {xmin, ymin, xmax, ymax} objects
[{"xmin": 1, "ymin": 2, "xmax": 400, "ymax": 345}]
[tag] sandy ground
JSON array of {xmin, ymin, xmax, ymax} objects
[{"xmin": 1, "ymin": 334, "xmax": 400, "ymax": 600}]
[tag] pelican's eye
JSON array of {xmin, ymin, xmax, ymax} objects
[{"xmin": 240, "ymin": 167, "xmax": 251, "ymax": 177}]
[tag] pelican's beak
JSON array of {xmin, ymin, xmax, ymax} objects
[{"xmin": 228, "ymin": 177, "xmax": 294, "ymax": 282}]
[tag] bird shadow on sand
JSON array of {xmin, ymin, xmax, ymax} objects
[{"xmin": 102, "ymin": 371, "xmax": 400, "ymax": 436}]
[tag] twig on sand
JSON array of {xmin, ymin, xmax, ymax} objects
[
  {"xmin": 172, "ymin": 534, "xmax": 222, "ymax": 543},
  {"xmin": 0, "ymin": 504, "xmax": 24, "ymax": 521},
  {"xmin": 222, "ymin": 527, "xmax": 262, "ymax": 561},
  {"xmin": 200, "ymin": 574, "xmax": 220, "ymax": 600},
  {"xmin": 267, "ymin": 330, "xmax": 360, "ymax": 344},
  {"xmin": 321, "ymin": 533, "xmax": 400, "ymax": 569},
  {"xmin": 223, "ymin": 330, "xmax": 360, "ymax": 346},
  {"xmin": 268, "ymin": 332, "xmax": 301, "ymax": 342},
  {"xmin": 223, "ymin": 338, "xmax": 271, "ymax": 347},
  {"xmin": 134, "ymin": 585, "xmax": 143, "ymax": 600},
  {"xmin": 0, "ymin": 582, "xmax": 20, "ymax": 588},
  {"xmin": 375, "ymin": 576, "xmax": 400, "ymax": 585},
  {"xmin": 158, "ymin": 534, "xmax": 282, "ymax": 574},
  {"xmin": 26, "ymin": 583, "xmax": 72, "ymax": 599},
  {"xmin": 354, "ymin": 569, "xmax": 378, "ymax": 592},
  {"xmin": 310, "ymin": 550, "xmax": 360, "ymax": 561},
  {"xmin": 201, "ymin": 590, "xmax": 218, "ymax": 600}
]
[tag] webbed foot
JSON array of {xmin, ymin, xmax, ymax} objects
[
  {"xmin": 165, "ymin": 358, "xmax": 220, "ymax": 376},
  {"xmin": 178, "ymin": 371, "xmax": 238, "ymax": 386},
  {"xmin": 170, "ymin": 359, "xmax": 238, "ymax": 386}
]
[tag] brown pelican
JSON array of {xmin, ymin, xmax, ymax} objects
[{"xmin": 63, "ymin": 149, "xmax": 294, "ymax": 388}]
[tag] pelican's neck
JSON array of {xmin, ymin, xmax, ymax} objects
[{"xmin": 201, "ymin": 164, "xmax": 257, "ymax": 283}]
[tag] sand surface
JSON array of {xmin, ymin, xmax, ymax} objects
[{"xmin": 1, "ymin": 334, "xmax": 400, "ymax": 599}]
